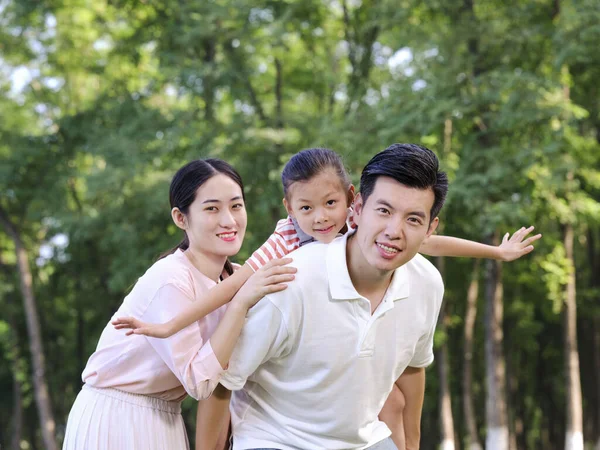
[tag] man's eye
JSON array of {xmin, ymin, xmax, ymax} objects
[
  {"xmin": 377, "ymin": 208, "xmax": 390, "ymax": 215},
  {"xmin": 408, "ymin": 217, "xmax": 423, "ymax": 225},
  {"xmin": 232, "ymin": 203, "xmax": 244, "ymax": 209},
  {"xmin": 205, "ymin": 207, "xmax": 218, "ymax": 212}
]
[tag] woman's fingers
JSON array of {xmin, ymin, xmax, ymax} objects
[
  {"xmin": 267, "ymin": 265, "xmax": 297, "ymax": 275},
  {"xmin": 265, "ymin": 274, "xmax": 296, "ymax": 285},
  {"xmin": 261, "ymin": 257, "xmax": 294, "ymax": 270},
  {"xmin": 263, "ymin": 284, "xmax": 289, "ymax": 294}
]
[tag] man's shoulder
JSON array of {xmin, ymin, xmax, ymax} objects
[
  {"xmin": 288, "ymin": 240, "xmax": 330, "ymax": 267},
  {"xmin": 405, "ymin": 253, "xmax": 444, "ymax": 292},
  {"xmin": 263, "ymin": 242, "xmax": 330, "ymax": 307}
]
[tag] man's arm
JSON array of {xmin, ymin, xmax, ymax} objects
[
  {"xmin": 395, "ymin": 367, "xmax": 426, "ymax": 450},
  {"xmin": 196, "ymin": 384, "xmax": 231, "ymax": 450},
  {"xmin": 395, "ymin": 259, "xmax": 443, "ymax": 449}
]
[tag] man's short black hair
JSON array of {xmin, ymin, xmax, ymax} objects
[{"xmin": 360, "ymin": 143, "xmax": 449, "ymax": 220}]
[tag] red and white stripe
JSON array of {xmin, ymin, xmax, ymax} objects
[{"xmin": 247, "ymin": 217, "xmax": 301, "ymax": 271}]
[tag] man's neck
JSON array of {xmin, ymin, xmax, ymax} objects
[{"xmin": 346, "ymin": 234, "xmax": 394, "ymax": 313}]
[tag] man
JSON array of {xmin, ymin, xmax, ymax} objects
[{"xmin": 220, "ymin": 143, "xmax": 449, "ymax": 450}]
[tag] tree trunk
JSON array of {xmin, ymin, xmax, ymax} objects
[
  {"xmin": 435, "ymin": 257, "xmax": 456, "ymax": 450},
  {"xmin": 224, "ymin": 40, "xmax": 268, "ymax": 125},
  {"xmin": 0, "ymin": 206, "xmax": 57, "ymax": 450},
  {"xmin": 8, "ymin": 317, "xmax": 24, "ymax": 450},
  {"xmin": 563, "ymin": 223, "xmax": 584, "ymax": 450},
  {"xmin": 77, "ymin": 294, "xmax": 85, "ymax": 381},
  {"xmin": 505, "ymin": 354, "xmax": 520, "ymax": 450},
  {"xmin": 484, "ymin": 236, "xmax": 509, "ymax": 450},
  {"xmin": 27, "ymin": 415, "xmax": 40, "ymax": 450},
  {"xmin": 68, "ymin": 180, "xmax": 87, "ymax": 380},
  {"xmin": 587, "ymin": 228, "xmax": 600, "ymax": 450},
  {"xmin": 202, "ymin": 37, "xmax": 216, "ymax": 122},
  {"xmin": 595, "ymin": 315, "xmax": 600, "ymax": 450},
  {"xmin": 341, "ymin": 0, "xmax": 379, "ymax": 113},
  {"xmin": 11, "ymin": 370, "xmax": 23, "ymax": 450},
  {"xmin": 274, "ymin": 57, "xmax": 284, "ymax": 130},
  {"xmin": 464, "ymin": 260, "xmax": 483, "ymax": 450}
]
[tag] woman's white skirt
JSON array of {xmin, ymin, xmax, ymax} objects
[{"xmin": 63, "ymin": 385, "xmax": 189, "ymax": 450}]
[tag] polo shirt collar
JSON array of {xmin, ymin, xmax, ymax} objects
[{"xmin": 326, "ymin": 232, "xmax": 410, "ymax": 302}]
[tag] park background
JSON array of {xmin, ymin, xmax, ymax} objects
[{"xmin": 1, "ymin": 1, "xmax": 599, "ymax": 449}]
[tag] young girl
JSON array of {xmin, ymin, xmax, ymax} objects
[
  {"xmin": 63, "ymin": 159, "xmax": 297, "ymax": 450},
  {"xmin": 113, "ymin": 148, "xmax": 541, "ymax": 450}
]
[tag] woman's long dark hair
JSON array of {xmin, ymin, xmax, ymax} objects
[{"xmin": 160, "ymin": 158, "xmax": 245, "ymax": 276}]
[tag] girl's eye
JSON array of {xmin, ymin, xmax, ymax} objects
[
  {"xmin": 205, "ymin": 206, "xmax": 218, "ymax": 212},
  {"xmin": 299, "ymin": 206, "xmax": 311, "ymax": 211},
  {"xmin": 326, "ymin": 200, "xmax": 337, "ymax": 206},
  {"xmin": 232, "ymin": 203, "xmax": 244, "ymax": 210}
]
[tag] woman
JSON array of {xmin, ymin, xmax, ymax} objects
[{"xmin": 62, "ymin": 159, "xmax": 296, "ymax": 450}]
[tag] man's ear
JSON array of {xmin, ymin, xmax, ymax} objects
[
  {"xmin": 283, "ymin": 198, "xmax": 294, "ymax": 217},
  {"xmin": 426, "ymin": 217, "xmax": 440, "ymax": 238},
  {"xmin": 171, "ymin": 207, "xmax": 187, "ymax": 231},
  {"xmin": 347, "ymin": 184, "xmax": 356, "ymax": 206},
  {"xmin": 352, "ymin": 193, "xmax": 364, "ymax": 225}
]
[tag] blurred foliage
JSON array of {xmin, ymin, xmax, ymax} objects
[{"xmin": 1, "ymin": 0, "xmax": 599, "ymax": 448}]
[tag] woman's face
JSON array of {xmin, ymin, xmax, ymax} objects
[{"xmin": 185, "ymin": 173, "xmax": 247, "ymax": 258}]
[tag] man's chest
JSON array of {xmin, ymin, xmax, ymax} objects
[{"xmin": 291, "ymin": 296, "xmax": 430, "ymax": 373}]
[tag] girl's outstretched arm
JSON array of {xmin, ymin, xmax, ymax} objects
[
  {"xmin": 111, "ymin": 263, "xmax": 253, "ymax": 338},
  {"xmin": 113, "ymin": 219, "xmax": 300, "ymax": 339},
  {"xmin": 419, "ymin": 226, "xmax": 542, "ymax": 261}
]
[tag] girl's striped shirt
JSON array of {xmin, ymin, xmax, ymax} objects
[{"xmin": 246, "ymin": 210, "xmax": 357, "ymax": 271}]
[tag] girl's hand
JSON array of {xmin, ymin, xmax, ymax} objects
[
  {"xmin": 498, "ymin": 226, "xmax": 542, "ymax": 262},
  {"xmin": 232, "ymin": 257, "xmax": 297, "ymax": 310},
  {"xmin": 111, "ymin": 317, "xmax": 174, "ymax": 338}
]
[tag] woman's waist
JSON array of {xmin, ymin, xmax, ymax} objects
[{"xmin": 82, "ymin": 384, "xmax": 184, "ymax": 412}]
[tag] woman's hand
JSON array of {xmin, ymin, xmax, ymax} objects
[
  {"xmin": 231, "ymin": 257, "xmax": 297, "ymax": 310},
  {"xmin": 111, "ymin": 316, "xmax": 175, "ymax": 338}
]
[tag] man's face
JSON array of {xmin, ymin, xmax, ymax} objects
[{"xmin": 352, "ymin": 176, "xmax": 439, "ymax": 273}]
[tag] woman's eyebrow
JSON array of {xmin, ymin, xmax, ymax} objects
[{"xmin": 202, "ymin": 195, "xmax": 243, "ymax": 204}]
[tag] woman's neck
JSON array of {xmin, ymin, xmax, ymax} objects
[{"xmin": 183, "ymin": 247, "xmax": 227, "ymax": 282}]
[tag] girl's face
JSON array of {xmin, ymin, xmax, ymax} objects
[
  {"xmin": 183, "ymin": 173, "xmax": 247, "ymax": 259},
  {"xmin": 284, "ymin": 169, "xmax": 352, "ymax": 244}
]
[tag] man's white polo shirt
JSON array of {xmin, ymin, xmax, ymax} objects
[{"xmin": 220, "ymin": 232, "xmax": 444, "ymax": 450}]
